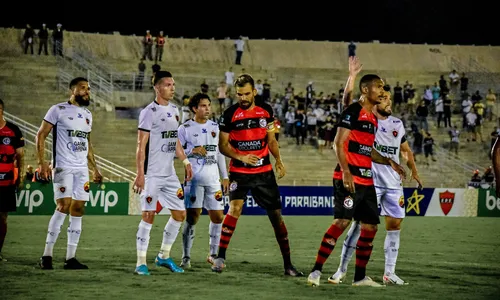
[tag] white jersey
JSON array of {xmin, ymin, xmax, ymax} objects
[
  {"xmin": 178, "ymin": 119, "xmax": 228, "ymax": 186},
  {"xmin": 138, "ymin": 101, "xmax": 180, "ymax": 177},
  {"xmin": 372, "ymin": 116, "xmax": 406, "ymax": 189},
  {"xmin": 43, "ymin": 101, "xmax": 92, "ymax": 169}
]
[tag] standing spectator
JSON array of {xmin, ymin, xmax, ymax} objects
[
  {"xmin": 52, "ymin": 23, "xmax": 63, "ymax": 56},
  {"xmin": 37, "ymin": 23, "xmax": 49, "ymax": 55},
  {"xmin": 234, "ymin": 36, "xmax": 245, "ymax": 65},
  {"xmin": 423, "ymin": 132, "xmax": 436, "ymax": 164},
  {"xmin": 23, "ymin": 24, "xmax": 34, "ymax": 55}
]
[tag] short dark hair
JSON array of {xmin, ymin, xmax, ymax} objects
[
  {"xmin": 383, "ymin": 85, "xmax": 391, "ymax": 92},
  {"xmin": 359, "ymin": 74, "xmax": 381, "ymax": 92},
  {"xmin": 234, "ymin": 74, "xmax": 255, "ymax": 89},
  {"xmin": 0, "ymin": 98, "xmax": 4, "ymax": 109},
  {"xmin": 153, "ymin": 71, "xmax": 173, "ymax": 86},
  {"xmin": 189, "ymin": 93, "xmax": 211, "ymax": 113},
  {"xmin": 69, "ymin": 77, "xmax": 88, "ymax": 90}
]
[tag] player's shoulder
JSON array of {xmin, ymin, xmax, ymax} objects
[
  {"xmin": 170, "ymin": 103, "xmax": 178, "ymax": 110},
  {"xmin": 222, "ymin": 103, "xmax": 240, "ymax": 118},
  {"xmin": 51, "ymin": 101, "xmax": 70, "ymax": 111},
  {"xmin": 83, "ymin": 107, "xmax": 92, "ymax": 115},
  {"xmin": 5, "ymin": 121, "xmax": 21, "ymax": 133},
  {"xmin": 388, "ymin": 116, "xmax": 404, "ymax": 128},
  {"xmin": 180, "ymin": 119, "xmax": 194, "ymax": 128},
  {"xmin": 344, "ymin": 102, "xmax": 362, "ymax": 114},
  {"xmin": 258, "ymin": 102, "xmax": 273, "ymax": 114}
]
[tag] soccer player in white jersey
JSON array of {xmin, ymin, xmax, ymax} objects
[
  {"xmin": 329, "ymin": 87, "xmax": 424, "ymax": 285},
  {"xmin": 133, "ymin": 71, "xmax": 193, "ymax": 276},
  {"xmin": 37, "ymin": 77, "xmax": 103, "ymax": 270},
  {"xmin": 177, "ymin": 92, "xmax": 229, "ymax": 268}
]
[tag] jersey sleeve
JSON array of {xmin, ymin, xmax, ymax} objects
[
  {"xmin": 178, "ymin": 124, "xmax": 188, "ymax": 150},
  {"xmin": 219, "ymin": 108, "xmax": 233, "ymax": 133},
  {"xmin": 263, "ymin": 103, "xmax": 275, "ymax": 132},
  {"xmin": 87, "ymin": 111, "xmax": 93, "ymax": 132},
  {"xmin": 337, "ymin": 104, "xmax": 358, "ymax": 130},
  {"xmin": 43, "ymin": 105, "xmax": 59, "ymax": 126},
  {"xmin": 138, "ymin": 107, "xmax": 153, "ymax": 132},
  {"xmin": 400, "ymin": 122, "xmax": 407, "ymax": 144},
  {"xmin": 11, "ymin": 123, "xmax": 25, "ymax": 149}
]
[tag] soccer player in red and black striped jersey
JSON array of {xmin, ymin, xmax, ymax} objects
[
  {"xmin": 0, "ymin": 98, "xmax": 25, "ymax": 261},
  {"xmin": 307, "ymin": 74, "xmax": 406, "ymax": 287},
  {"xmin": 211, "ymin": 74, "xmax": 303, "ymax": 277}
]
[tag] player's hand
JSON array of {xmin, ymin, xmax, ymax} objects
[
  {"xmin": 389, "ymin": 159, "xmax": 407, "ymax": 180},
  {"xmin": 93, "ymin": 170, "xmax": 103, "ymax": 184},
  {"xmin": 222, "ymin": 178, "xmax": 229, "ymax": 194},
  {"xmin": 133, "ymin": 173, "xmax": 145, "ymax": 194},
  {"xmin": 275, "ymin": 160, "xmax": 286, "ymax": 179},
  {"xmin": 342, "ymin": 171, "xmax": 355, "ymax": 193},
  {"xmin": 39, "ymin": 162, "xmax": 50, "ymax": 181},
  {"xmin": 16, "ymin": 175, "xmax": 25, "ymax": 191},
  {"xmin": 184, "ymin": 164, "xmax": 193, "ymax": 181},
  {"xmin": 240, "ymin": 154, "xmax": 260, "ymax": 166},
  {"xmin": 349, "ymin": 56, "xmax": 363, "ymax": 76},
  {"xmin": 410, "ymin": 171, "xmax": 423, "ymax": 190},
  {"xmin": 192, "ymin": 146, "xmax": 207, "ymax": 157}
]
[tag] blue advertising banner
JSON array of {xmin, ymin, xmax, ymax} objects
[
  {"xmin": 403, "ymin": 188, "xmax": 434, "ymax": 216},
  {"xmin": 204, "ymin": 186, "xmax": 335, "ymax": 216}
]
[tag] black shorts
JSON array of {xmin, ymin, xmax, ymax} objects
[
  {"xmin": 333, "ymin": 179, "xmax": 379, "ymax": 224},
  {"xmin": 218, "ymin": 98, "xmax": 225, "ymax": 105},
  {"xmin": 229, "ymin": 171, "xmax": 281, "ymax": 210},
  {"xmin": 424, "ymin": 146, "xmax": 433, "ymax": 157},
  {"xmin": 0, "ymin": 185, "xmax": 17, "ymax": 212}
]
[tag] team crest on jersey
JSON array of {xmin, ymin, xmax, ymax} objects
[
  {"xmin": 259, "ymin": 118, "xmax": 267, "ymax": 128},
  {"xmin": 146, "ymin": 196, "xmax": 152, "ymax": 204},
  {"xmin": 399, "ymin": 195, "xmax": 405, "ymax": 207},
  {"xmin": 392, "ymin": 130, "xmax": 398, "ymax": 137},
  {"xmin": 214, "ymin": 190, "xmax": 223, "ymax": 201},
  {"xmin": 59, "ymin": 187, "xmax": 66, "ymax": 193},
  {"xmin": 86, "ymin": 118, "xmax": 90, "ymax": 125},
  {"xmin": 84, "ymin": 181, "xmax": 90, "ymax": 193},
  {"xmin": 343, "ymin": 196, "xmax": 354, "ymax": 209},
  {"xmin": 176, "ymin": 188, "xmax": 184, "ymax": 199},
  {"xmin": 2, "ymin": 137, "xmax": 10, "ymax": 145},
  {"xmin": 439, "ymin": 190, "xmax": 455, "ymax": 216},
  {"xmin": 229, "ymin": 181, "xmax": 238, "ymax": 192},
  {"xmin": 211, "ymin": 131, "xmax": 216, "ymax": 138}
]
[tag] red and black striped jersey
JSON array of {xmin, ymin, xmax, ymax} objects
[
  {"xmin": 219, "ymin": 103, "xmax": 275, "ymax": 174},
  {"xmin": 0, "ymin": 122, "xmax": 24, "ymax": 187},
  {"xmin": 333, "ymin": 102, "xmax": 377, "ymax": 186}
]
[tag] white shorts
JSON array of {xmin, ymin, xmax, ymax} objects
[
  {"xmin": 184, "ymin": 182, "xmax": 224, "ymax": 211},
  {"xmin": 141, "ymin": 175, "xmax": 185, "ymax": 211},
  {"xmin": 52, "ymin": 167, "xmax": 90, "ymax": 201},
  {"xmin": 376, "ymin": 186, "xmax": 405, "ymax": 219}
]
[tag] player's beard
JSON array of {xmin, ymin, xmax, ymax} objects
[
  {"xmin": 377, "ymin": 106, "xmax": 392, "ymax": 117},
  {"xmin": 239, "ymin": 99, "xmax": 253, "ymax": 110},
  {"xmin": 75, "ymin": 95, "xmax": 90, "ymax": 107}
]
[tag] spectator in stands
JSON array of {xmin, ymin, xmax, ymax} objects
[
  {"xmin": 471, "ymin": 90, "xmax": 482, "ymax": 103},
  {"xmin": 423, "ymin": 132, "xmax": 436, "ymax": 165},
  {"xmin": 285, "ymin": 107, "xmax": 295, "ymax": 138},
  {"xmin": 52, "ymin": 23, "xmax": 63, "ymax": 56},
  {"xmin": 348, "ymin": 41, "xmax": 356, "ymax": 57},
  {"xmin": 423, "ymin": 85, "xmax": 433, "ymax": 107},
  {"xmin": 468, "ymin": 170, "xmax": 482, "ymax": 189},
  {"xmin": 38, "ymin": 23, "xmax": 49, "ymax": 55},
  {"xmin": 306, "ymin": 82, "xmax": 315, "ymax": 107},
  {"xmin": 324, "ymin": 115, "xmax": 335, "ymax": 150},
  {"xmin": 234, "ymin": 36, "xmax": 245, "ymax": 65},
  {"xmin": 154, "ymin": 31, "xmax": 165, "ymax": 62},
  {"xmin": 306, "ymin": 107, "xmax": 317, "ymax": 141},
  {"xmin": 317, "ymin": 122, "xmax": 327, "ymax": 153},
  {"xmin": 462, "ymin": 96, "xmax": 473, "ymax": 129},
  {"xmin": 262, "ymin": 79, "xmax": 271, "ymax": 103},
  {"xmin": 416, "ymin": 100, "xmax": 429, "ymax": 132},
  {"xmin": 225, "ymin": 67, "xmax": 234, "ymax": 88},
  {"xmin": 443, "ymin": 94, "xmax": 452, "ymax": 127},
  {"xmin": 482, "ymin": 166, "xmax": 495, "ymax": 184},
  {"xmin": 393, "ymin": 82, "xmax": 404, "ymax": 112},
  {"xmin": 142, "ymin": 30, "xmax": 153, "ymax": 61},
  {"xmin": 449, "ymin": 126, "xmax": 460, "ymax": 155},
  {"xmin": 412, "ymin": 128, "xmax": 423, "ymax": 162},
  {"xmin": 490, "ymin": 127, "xmax": 500, "ymax": 159},
  {"xmin": 435, "ymin": 95, "xmax": 444, "ymax": 128},
  {"xmin": 460, "ymin": 73, "xmax": 469, "ymax": 97},
  {"xmin": 465, "ymin": 109, "xmax": 477, "ymax": 142},
  {"xmin": 294, "ymin": 109, "xmax": 306, "ymax": 146},
  {"xmin": 136, "ymin": 59, "xmax": 146, "ymax": 90},
  {"xmin": 200, "ymin": 80, "xmax": 209, "ymax": 93},
  {"xmin": 217, "ymin": 81, "xmax": 228, "ymax": 114},
  {"xmin": 485, "ymin": 89, "xmax": 496, "ymax": 121},
  {"xmin": 25, "ymin": 165, "xmax": 34, "ymax": 182},
  {"xmin": 449, "ymin": 70, "xmax": 460, "ymax": 96},
  {"xmin": 431, "ymin": 82, "xmax": 441, "ymax": 102},
  {"xmin": 23, "ymin": 24, "xmax": 34, "ymax": 55},
  {"xmin": 255, "ymin": 79, "xmax": 264, "ymax": 105},
  {"xmin": 439, "ymin": 75, "xmax": 448, "ymax": 95}
]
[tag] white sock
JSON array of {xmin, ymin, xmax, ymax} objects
[
  {"xmin": 384, "ymin": 230, "xmax": 400, "ymax": 275},
  {"xmin": 159, "ymin": 218, "xmax": 182, "ymax": 259},
  {"xmin": 209, "ymin": 221, "xmax": 222, "ymax": 256},
  {"xmin": 66, "ymin": 216, "xmax": 82, "ymax": 260},
  {"xmin": 136, "ymin": 220, "xmax": 152, "ymax": 267},
  {"xmin": 338, "ymin": 221, "xmax": 361, "ymax": 273},
  {"xmin": 43, "ymin": 210, "xmax": 67, "ymax": 257},
  {"xmin": 182, "ymin": 222, "xmax": 195, "ymax": 259}
]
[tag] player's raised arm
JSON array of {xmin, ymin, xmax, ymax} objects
[{"xmin": 342, "ymin": 56, "xmax": 363, "ymax": 108}]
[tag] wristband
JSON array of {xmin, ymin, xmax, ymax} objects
[{"xmin": 183, "ymin": 158, "xmax": 191, "ymax": 166}]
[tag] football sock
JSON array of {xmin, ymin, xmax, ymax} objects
[
  {"xmin": 339, "ymin": 221, "xmax": 361, "ymax": 273},
  {"xmin": 159, "ymin": 217, "xmax": 182, "ymax": 259},
  {"xmin": 209, "ymin": 221, "xmax": 222, "ymax": 256},
  {"xmin": 43, "ymin": 210, "xmax": 67, "ymax": 257},
  {"xmin": 384, "ymin": 230, "xmax": 400, "ymax": 275},
  {"xmin": 66, "ymin": 216, "xmax": 82, "ymax": 260},
  {"xmin": 354, "ymin": 228, "xmax": 377, "ymax": 282},
  {"xmin": 182, "ymin": 221, "xmax": 195, "ymax": 259},
  {"xmin": 312, "ymin": 224, "xmax": 344, "ymax": 272},
  {"xmin": 217, "ymin": 214, "xmax": 238, "ymax": 259},
  {"xmin": 136, "ymin": 220, "xmax": 152, "ymax": 267},
  {"xmin": 266, "ymin": 210, "xmax": 292, "ymax": 268}
]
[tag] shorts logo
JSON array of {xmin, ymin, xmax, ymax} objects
[
  {"xmin": 392, "ymin": 130, "xmax": 398, "ymax": 138},
  {"xmin": 259, "ymin": 118, "xmax": 267, "ymax": 128},
  {"xmin": 399, "ymin": 195, "xmax": 405, "ymax": 207},
  {"xmin": 439, "ymin": 190, "xmax": 455, "ymax": 216},
  {"xmin": 211, "ymin": 131, "xmax": 216, "ymax": 138},
  {"xmin": 59, "ymin": 186, "xmax": 66, "ymax": 193},
  {"xmin": 83, "ymin": 181, "xmax": 90, "ymax": 193},
  {"xmin": 343, "ymin": 196, "xmax": 354, "ymax": 209},
  {"xmin": 229, "ymin": 181, "xmax": 238, "ymax": 192},
  {"xmin": 215, "ymin": 190, "xmax": 223, "ymax": 201},
  {"xmin": 2, "ymin": 137, "xmax": 10, "ymax": 145},
  {"xmin": 176, "ymin": 188, "xmax": 184, "ymax": 199},
  {"xmin": 146, "ymin": 196, "xmax": 153, "ymax": 204}
]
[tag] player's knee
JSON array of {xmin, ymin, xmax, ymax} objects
[
  {"xmin": 70, "ymin": 203, "xmax": 85, "ymax": 217},
  {"xmin": 142, "ymin": 211, "xmax": 155, "ymax": 224},
  {"xmin": 228, "ymin": 201, "xmax": 244, "ymax": 217},
  {"xmin": 186, "ymin": 212, "xmax": 199, "ymax": 225},
  {"xmin": 171, "ymin": 210, "xmax": 186, "ymax": 222},
  {"xmin": 209, "ymin": 211, "xmax": 224, "ymax": 223},
  {"xmin": 333, "ymin": 219, "xmax": 351, "ymax": 230},
  {"xmin": 56, "ymin": 204, "xmax": 70, "ymax": 214},
  {"xmin": 385, "ymin": 217, "xmax": 402, "ymax": 230},
  {"xmin": 361, "ymin": 223, "xmax": 378, "ymax": 232}
]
